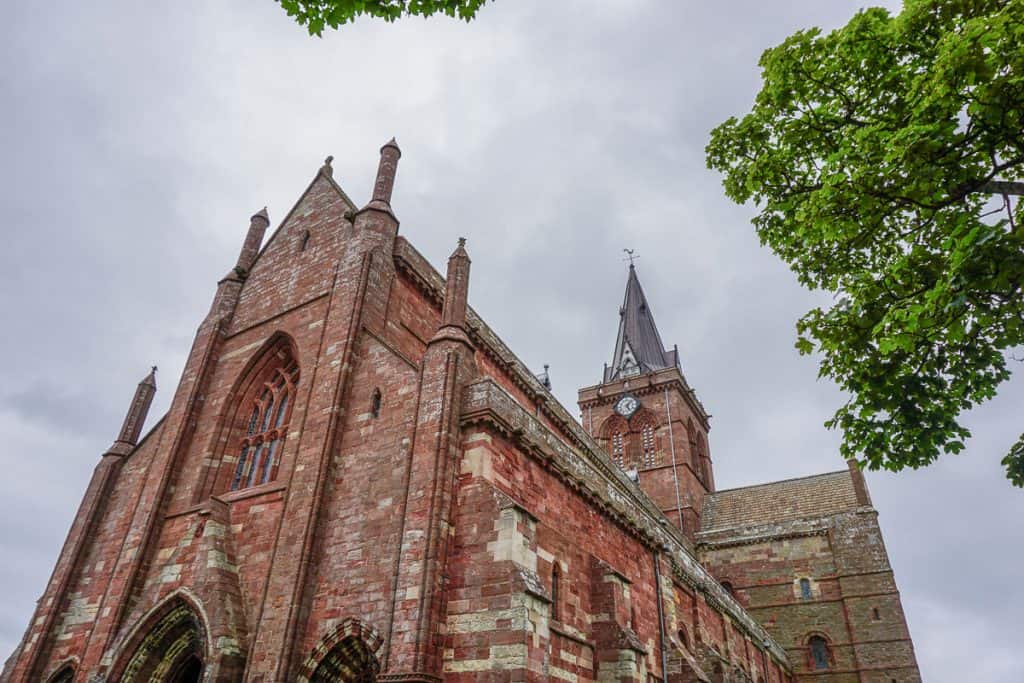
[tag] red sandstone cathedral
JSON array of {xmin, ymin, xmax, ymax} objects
[{"xmin": 3, "ymin": 141, "xmax": 920, "ymax": 683}]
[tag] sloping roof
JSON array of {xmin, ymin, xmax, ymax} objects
[
  {"xmin": 606, "ymin": 265, "xmax": 677, "ymax": 382},
  {"xmin": 700, "ymin": 470, "xmax": 860, "ymax": 533}
]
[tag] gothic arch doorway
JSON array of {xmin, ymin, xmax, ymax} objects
[
  {"xmin": 299, "ymin": 619, "xmax": 384, "ymax": 683},
  {"xmin": 114, "ymin": 598, "xmax": 208, "ymax": 683},
  {"xmin": 309, "ymin": 635, "xmax": 379, "ymax": 682}
]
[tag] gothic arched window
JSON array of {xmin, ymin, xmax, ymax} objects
[
  {"xmin": 227, "ymin": 340, "xmax": 299, "ymax": 492},
  {"xmin": 808, "ymin": 635, "xmax": 831, "ymax": 670}
]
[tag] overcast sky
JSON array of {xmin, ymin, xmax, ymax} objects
[{"xmin": 2, "ymin": 1, "xmax": 1022, "ymax": 680}]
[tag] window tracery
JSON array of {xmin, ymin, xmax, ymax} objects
[{"xmin": 229, "ymin": 351, "xmax": 299, "ymax": 492}]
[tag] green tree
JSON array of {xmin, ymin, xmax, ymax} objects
[
  {"xmin": 706, "ymin": 0, "xmax": 1024, "ymax": 485},
  {"xmin": 277, "ymin": 0, "xmax": 492, "ymax": 35}
]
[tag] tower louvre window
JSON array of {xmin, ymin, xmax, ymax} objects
[
  {"xmin": 640, "ymin": 422, "xmax": 659, "ymax": 469},
  {"xmin": 612, "ymin": 431, "xmax": 625, "ymax": 467}
]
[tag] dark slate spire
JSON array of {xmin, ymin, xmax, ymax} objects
[{"xmin": 605, "ymin": 265, "xmax": 678, "ymax": 382}]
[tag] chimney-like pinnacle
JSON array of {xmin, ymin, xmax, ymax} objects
[
  {"xmin": 382, "ymin": 137, "xmax": 401, "ymax": 156},
  {"xmin": 441, "ymin": 236, "xmax": 471, "ymax": 330},
  {"xmin": 113, "ymin": 366, "xmax": 159, "ymax": 449},
  {"xmin": 368, "ymin": 138, "xmax": 402, "ymax": 207},
  {"xmin": 231, "ymin": 207, "xmax": 272, "ymax": 276}
]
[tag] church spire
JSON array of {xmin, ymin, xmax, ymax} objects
[{"xmin": 606, "ymin": 264, "xmax": 677, "ymax": 382}]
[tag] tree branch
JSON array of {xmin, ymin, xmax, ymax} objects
[{"xmin": 980, "ymin": 180, "xmax": 1024, "ymax": 196}]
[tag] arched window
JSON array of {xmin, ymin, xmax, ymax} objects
[
  {"xmin": 300, "ymin": 230, "xmax": 311, "ymax": 252},
  {"xmin": 721, "ymin": 580, "xmax": 735, "ymax": 597},
  {"xmin": 227, "ymin": 341, "xmax": 299, "ymax": 492},
  {"xmin": 602, "ymin": 415, "xmax": 629, "ymax": 469},
  {"xmin": 873, "ymin": 607, "xmax": 881, "ymax": 620},
  {"xmin": 696, "ymin": 436, "xmax": 712, "ymax": 489},
  {"xmin": 808, "ymin": 635, "xmax": 831, "ymax": 670},
  {"xmin": 799, "ymin": 577, "xmax": 812, "ymax": 600},
  {"xmin": 677, "ymin": 627, "xmax": 690, "ymax": 651}
]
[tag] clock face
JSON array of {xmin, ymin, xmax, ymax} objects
[{"xmin": 615, "ymin": 395, "xmax": 639, "ymax": 417}]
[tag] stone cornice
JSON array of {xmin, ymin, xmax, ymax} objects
[
  {"xmin": 578, "ymin": 367, "xmax": 711, "ymax": 429},
  {"xmin": 459, "ymin": 378, "xmax": 791, "ymax": 669}
]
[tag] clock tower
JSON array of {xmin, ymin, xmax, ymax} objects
[{"xmin": 578, "ymin": 264, "xmax": 714, "ymax": 542}]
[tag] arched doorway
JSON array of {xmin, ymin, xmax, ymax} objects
[
  {"xmin": 309, "ymin": 635, "xmax": 379, "ymax": 682},
  {"xmin": 116, "ymin": 599, "xmax": 207, "ymax": 683}
]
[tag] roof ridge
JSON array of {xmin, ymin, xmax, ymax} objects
[{"xmin": 709, "ymin": 469, "xmax": 850, "ymax": 496}]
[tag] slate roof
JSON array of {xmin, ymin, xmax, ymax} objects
[
  {"xmin": 605, "ymin": 265, "xmax": 678, "ymax": 382},
  {"xmin": 700, "ymin": 470, "xmax": 860, "ymax": 533}
]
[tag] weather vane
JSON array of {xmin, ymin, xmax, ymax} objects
[{"xmin": 622, "ymin": 248, "xmax": 640, "ymax": 265}]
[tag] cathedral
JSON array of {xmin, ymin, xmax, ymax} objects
[{"xmin": 2, "ymin": 141, "xmax": 920, "ymax": 683}]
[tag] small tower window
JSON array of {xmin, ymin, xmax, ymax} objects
[
  {"xmin": 872, "ymin": 607, "xmax": 881, "ymax": 620},
  {"xmin": 799, "ymin": 578, "xmax": 812, "ymax": 600},
  {"xmin": 300, "ymin": 230, "xmax": 311, "ymax": 252},
  {"xmin": 371, "ymin": 388, "xmax": 382, "ymax": 418},
  {"xmin": 721, "ymin": 580, "xmax": 735, "ymax": 597},
  {"xmin": 808, "ymin": 635, "xmax": 831, "ymax": 670}
]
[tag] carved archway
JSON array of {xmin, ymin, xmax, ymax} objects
[
  {"xmin": 110, "ymin": 596, "xmax": 209, "ymax": 683},
  {"xmin": 298, "ymin": 619, "xmax": 383, "ymax": 683},
  {"xmin": 46, "ymin": 663, "xmax": 75, "ymax": 683}
]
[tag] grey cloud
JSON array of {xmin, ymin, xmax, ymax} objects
[{"xmin": 1, "ymin": 1, "xmax": 1020, "ymax": 680}]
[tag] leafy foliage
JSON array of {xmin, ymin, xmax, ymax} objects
[
  {"xmin": 277, "ymin": 0, "xmax": 492, "ymax": 35},
  {"xmin": 706, "ymin": 0, "xmax": 1024, "ymax": 484}
]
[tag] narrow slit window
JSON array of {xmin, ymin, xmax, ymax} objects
[
  {"xmin": 551, "ymin": 563, "xmax": 561, "ymax": 621},
  {"xmin": 300, "ymin": 230, "xmax": 311, "ymax": 252},
  {"xmin": 799, "ymin": 578, "xmax": 812, "ymax": 600},
  {"xmin": 371, "ymin": 388, "xmax": 382, "ymax": 418}
]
